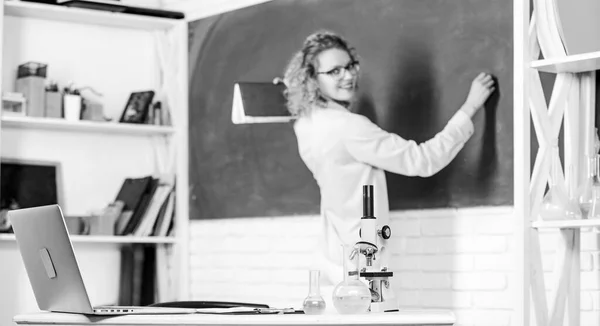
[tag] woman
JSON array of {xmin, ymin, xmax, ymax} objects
[{"xmin": 283, "ymin": 30, "xmax": 495, "ymax": 287}]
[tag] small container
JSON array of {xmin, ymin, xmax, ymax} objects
[
  {"xmin": 16, "ymin": 62, "xmax": 47, "ymax": 118},
  {"xmin": 45, "ymin": 91, "xmax": 62, "ymax": 118},
  {"xmin": 2, "ymin": 92, "xmax": 26, "ymax": 116},
  {"xmin": 45, "ymin": 80, "xmax": 62, "ymax": 118},
  {"xmin": 64, "ymin": 94, "xmax": 82, "ymax": 121},
  {"xmin": 17, "ymin": 62, "xmax": 47, "ymax": 79},
  {"xmin": 302, "ymin": 270, "xmax": 326, "ymax": 315},
  {"xmin": 81, "ymin": 99, "xmax": 105, "ymax": 121}
]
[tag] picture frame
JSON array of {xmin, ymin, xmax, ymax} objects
[
  {"xmin": 119, "ymin": 91, "xmax": 155, "ymax": 124},
  {"xmin": 2, "ymin": 92, "xmax": 26, "ymax": 117}
]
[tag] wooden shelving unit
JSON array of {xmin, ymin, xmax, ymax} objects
[
  {"xmin": 0, "ymin": 1, "xmax": 190, "ymax": 319},
  {"xmin": 4, "ymin": 0, "xmax": 176, "ymax": 30},
  {"xmin": 1, "ymin": 116, "xmax": 175, "ymax": 136}
]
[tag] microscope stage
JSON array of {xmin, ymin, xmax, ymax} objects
[{"xmin": 360, "ymin": 271, "xmax": 393, "ymax": 278}]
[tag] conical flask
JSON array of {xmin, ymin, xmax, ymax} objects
[
  {"xmin": 331, "ymin": 244, "xmax": 371, "ymax": 314},
  {"xmin": 565, "ymin": 165, "xmax": 582, "ymax": 220},
  {"xmin": 577, "ymin": 155, "xmax": 596, "ymax": 218},
  {"xmin": 539, "ymin": 148, "xmax": 581, "ymax": 220},
  {"xmin": 595, "ymin": 128, "xmax": 600, "ymax": 154},
  {"xmin": 302, "ymin": 270, "xmax": 326, "ymax": 315},
  {"xmin": 588, "ymin": 155, "xmax": 600, "ymax": 220}
]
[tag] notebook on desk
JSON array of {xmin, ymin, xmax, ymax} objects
[{"xmin": 8, "ymin": 204, "xmax": 195, "ymax": 316}]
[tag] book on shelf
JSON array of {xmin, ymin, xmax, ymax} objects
[
  {"xmin": 54, "ymin": 0, "xmax": 186, "ymax": 20},
  {"xmin": 114, "ymin": 176, "xmax": 155, "ymax": 235},
  {"xmin": 166, "ymin": 216, "xmax": 175, "ymax": 237},
  {"xmin": 144, "ymin": 101, "xmax": 172, "ymax": 126},
  {"xmin": 118, "ymin": 244, "xmax": 159, "ymax": 306},
  {"xmin": 152, "ymin": 190, "xmax": 175, "ymax": 237},
  {"xmin": 154, "ymin": 244, "xmax": 170, "ymax": 302},
  {"xmin": 118, "ymin": 245, "xmax": 134, "ymax": 305},
  {"xmin": 139, "ymin": 245, "xmax": 156, "ymax": 305}
]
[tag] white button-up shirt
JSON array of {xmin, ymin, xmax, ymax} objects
[{"xmin": 293, "ymin": 101, "xmax": 474, "ymax": 284}]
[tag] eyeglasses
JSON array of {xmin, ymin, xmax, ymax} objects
[{"xmin": 317, "ymin": 61, "xmax": 360, "ymax": 80}]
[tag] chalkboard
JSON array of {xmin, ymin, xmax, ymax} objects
[{"xmin": 188, "ymin": 0, "xmax": 513, "ymax": 219}]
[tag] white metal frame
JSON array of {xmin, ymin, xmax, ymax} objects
[{"xmin": 516, "ymin": 0, "xmax": 598, "ymax": 325}]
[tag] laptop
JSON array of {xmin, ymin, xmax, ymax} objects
[{"xmin": 8, "ymin": 204, "xmax": 195, "ymax": 315}]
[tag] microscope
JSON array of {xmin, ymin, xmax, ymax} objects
[{"xmin": 356, "ymin": 185, "xmax": 399, "ymax": 313}]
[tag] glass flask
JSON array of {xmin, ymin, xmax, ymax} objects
[
  {"xmin": 577, "ymin": 155, "xmax": 596, "ymax": 218},
  {"xmin": 302, "ymin": 270, "xmax": 326, "ymax": 315},
  {"xmin": 565, "ymin": 165, "xmax": 582, "ymax": 220},
  {"xmin": 595, "ymin": 128, "xmax": 600, "ymax": 154},
  {"xmin": 588, "ymin": 155, "xmax": 600, "ymax": 220},
  {"xmin": 539, "ymin": 148, "xmax": 582, "ymax": 221},
  {"xmin": 332, "ymin": 244, "xmax": 371, "ymax": 314}
]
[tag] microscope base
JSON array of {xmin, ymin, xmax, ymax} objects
[{"xmin": 369, "ymin": 300, "xmax": 399, "ymax": 313}]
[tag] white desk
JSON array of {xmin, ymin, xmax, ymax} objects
[{"xmin": 14, "ymin": 310, "xmax": 455, "ymax": 326}]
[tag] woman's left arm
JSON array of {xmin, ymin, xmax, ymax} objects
[
  {"xmin": 342, "ymin": 109, "xmax": 475, "ymax": 177},
  {"xmin": 342, "ymin": 72, "xmax": 494, "ymax": 177}
]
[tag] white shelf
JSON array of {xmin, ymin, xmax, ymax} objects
[
  {"xmin": 1, "ymin": 116, "xmax": 174, "ymax": 136},
  {"xmin": 0, "ymin": 233, "xmax": 177, "ymax": 244},
  {"xmin": 531, "ymin": 51, "xmax": 600, "ymax": 73},
  {"xmin": 531, "ymin": 219, "xmax": 600, "ymax": 229},
  {"xmin": 4, "ymin": 1, "xmax": 178, "ymax": 30}
]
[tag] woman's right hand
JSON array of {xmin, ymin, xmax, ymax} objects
[{"xmin": 461, "ymin": 72, "xmax": 495, "ymax": 118}]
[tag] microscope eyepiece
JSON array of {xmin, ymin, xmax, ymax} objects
[{"xmin": 362, "ymin": 185, "xmax": 374, "ymax": 219}]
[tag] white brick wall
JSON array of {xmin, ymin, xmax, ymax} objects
[
  {"xmin": 188, "ymin": 207, "xmax": 518, "ymax": 326},
  {"xmin": 189, "ymin": 215, "xmax": 320, "ymax": 306},
  {"xmin": 188, "ymin": 207, "xmax": 600, "ymax": 326}
]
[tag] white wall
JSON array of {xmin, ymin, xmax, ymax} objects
[
  {"xmin": 160, "ymin": 0, "xmax": 273, "ymax": 20},
  {"xmin": 123, "ymin": 0, "xmax": 273, "ymax": 20}
]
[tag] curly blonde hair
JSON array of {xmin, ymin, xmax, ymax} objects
[{"xmin": 283, "ymin": 30, "xmax": 359, "ymax": 116}]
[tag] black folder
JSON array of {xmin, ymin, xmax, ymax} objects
[
  {"xmin": 231, "ymin": 82, "xmax": 293, "ymax": 124},
  {"xmin": 114, "ymin": 176, "xmax": 156, "ymax": 235}
]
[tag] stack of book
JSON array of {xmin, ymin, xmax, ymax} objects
[{"xmin": 113, "ymin": 174, "xmax": 176, "ymax": 238}]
